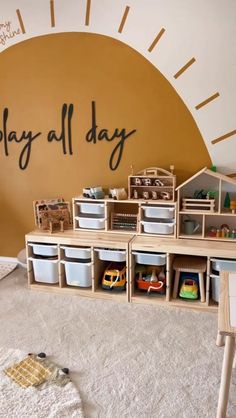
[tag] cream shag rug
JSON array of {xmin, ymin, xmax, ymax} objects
[
  {"xmin": 0, "ymin": 267, "xmax": 236, "ymax": 417},
  {"xmin": 0, "ymin": 348, "xmax": 84, "ymax": 418}
]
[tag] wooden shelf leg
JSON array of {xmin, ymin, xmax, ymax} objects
[
  {"xmin": 198, "ymin": 272, "xmax": 205, "ymax": 302},
  {"xmin": 217, "ymin": 335, "xmax": 236, "ymax": 418},
  {"xmin": 216, "ymin": 332, "xmax": 225, "ymax": 347},
  {"xmin": 172, "ymin": 270, "xmax": 180, "ymax": 299}
]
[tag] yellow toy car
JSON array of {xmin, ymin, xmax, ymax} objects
[
  {"xmin": 102, "ymin": 263, "xmax": 126, "ymax": 291},
  {"xmin": 179, "ymin": 278, "xmax": 198, "ymax": 299}
]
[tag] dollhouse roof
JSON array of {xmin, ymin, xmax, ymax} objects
[{"xmin": 176, "ymin": 167, "xmax": 236, "ymax": 190}]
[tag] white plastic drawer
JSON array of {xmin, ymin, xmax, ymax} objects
[
  {"xmin": 77, "ymin": 202, "xmax": 105, "ymax": 215},
  {"xmin": 28, "ymin": 243, "xmax": 58, "ymax": 257},
  {"xmin": 133, "ymin": 251, "xmax": 166, "ymax": 266},
  {"xmin": 142, "ymin": 205, "xmax": 175, "ymax": 219},
  {"xmin": 141, "ymin": 220, "xmax": 175, "ymax": 235},
  {"xmin": 75, "ymin": 216, "xmax": 105, "ymax": 230},
  {"xmin": 95, "ymin": 248, "xmax": 126, "ymax": 262},
  {"xmin": 211, "ymin": 258, "xmax": 236, "ymax": 272},
  {"xmin": 61, "ymin": 260, "xmax": 92, "ymax": 287},
  {"xmin": 29, "ymin": 257, "xmax": 59, "ymax": 283},
  {"xmin": 61, "ymin": 246, "xmax": 91, "ymax": 259}
]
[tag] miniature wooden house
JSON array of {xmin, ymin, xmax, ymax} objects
[{"xmin": 176, "ymin": 167, "xmax": 236, "ymax": 241}]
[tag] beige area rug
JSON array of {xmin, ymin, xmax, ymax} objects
[
  {"xmin": 0, "ymin": 348, "xmax": 84, "ymax": 418},
  {"xmin": 0, "ymin": 261, "xmax": 17, "ymax": 280},
  {"xmin": 0, "ymin": 266, "xmax": 236, "ymax": 418}
]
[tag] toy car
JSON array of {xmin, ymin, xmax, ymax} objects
[
  {"xmin": 135, "ymin": 265, "xmax": 166, "ymax": 294},
  {"xmin": 83, "ymin": 187, "xmax": 105, "ymax": 199},
  {"xmin": 179, "ymin": 278, "xmax": 198, "ymax": 299},
  {"xmin": 108, "ymin": 188, "xmax": 127, "ymax": 200},
  {"xmin": 102, "ymin": 263, "xmax": 126, "ymax": 291}
]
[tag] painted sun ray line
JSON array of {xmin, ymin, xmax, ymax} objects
[
  {"xmin": 211, "ymin": 129, "xmax": 236, "ymax": 145},
  {"xmin": 148, "ymin": 28, "xmax": 166, "ymax": 52},
  {"xmin": 50, "ymin": 0, "xmax": 55, "ymax": 28},
  {"xmin": 195, "ymin": 92, "xmax": 220, "ymax": 110},
  {"xmin": 85, "ymin": 0, "xmax": 91, "ymax": 26},
  {"xmin": 118, "ymin": 6, "xmax": 130, "ymax": 33},
  {"xmin": 16, "ymin": 9, "xmax": 26, "ymax": 34},
  {"xmin": 174, "ymin": 58, "xmax": 196, "ymax": 79}
]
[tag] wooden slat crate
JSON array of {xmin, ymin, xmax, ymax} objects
[{"xmin": 182, "ymin": 198, "xmax": 215, "ymax": 212}]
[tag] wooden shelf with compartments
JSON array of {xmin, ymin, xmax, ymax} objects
[
  {"xmin": 25, "ymin": 230, "xmax": 236, "ymax": 312},
  {"xmin": 72, "ymin": 197, "xmax": 177, "ymax": 238},
  {"xmin": 26, "ymin": 229, "xmax": 132, "ymax": 302},
  {"xmin": 130, "ymin": 235, "xmax": 236, "ymax": 311},
  {"xmin": 176, "ymin": 167, "xmax": 236, "ymax": 242},
  {"xmin": 128, "ymin": 166, "xmax": 176, "ymax": 202}
]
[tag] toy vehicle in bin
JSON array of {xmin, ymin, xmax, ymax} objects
[
  {"xmin": 102, "ymin": 263, "xmax": 126, "ymax": 291},
  {"xmin": 83, "ymin": 187, "xmax": 105, "ymax": 199},
  {"xmin": 179, "ymin": 278, "xmax": 198, "ymax": 299},
  {"xmin": 135, "ymin": 265, "xmax": 166, "ymax": 294}
]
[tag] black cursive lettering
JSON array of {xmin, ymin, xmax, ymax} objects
[
  {"xmin": 85, "ymin": 101, "xmax": 136, "ymax": 170},
  {"xmin": 0, "ymin": 107, "xmax": 41, "ymax": 169}
]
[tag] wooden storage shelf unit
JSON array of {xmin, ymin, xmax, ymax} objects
[
  {"xmin": 130, "ymin": 235, "xmax": 236, "ymax": 311},
  {"xmin": 73, "ymin": 198, "xmax": 177, "ymax": 238},
  {"xmin": 25, "ymin": 230, "xmax": 236, "ymax": 312},
  {"xmin": 128, "ymin": 167, "xmax": 176, "ymax": 202},
  {"xmin": 26, "ymin": 230, "xmax": 132, "ymax": 302}
]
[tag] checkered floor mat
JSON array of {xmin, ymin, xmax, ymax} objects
[{"xmin": 0, "ymin": 262, "xmax": 17, "ymax": 281}]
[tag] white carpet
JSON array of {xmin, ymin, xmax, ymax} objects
[
  {"xmin": 0, "ymin": 348, "xmax": 84, "ymax": 418},
  {"xmin": 0, "ymin": 266, "xmax": 236, "ymax": 418}
]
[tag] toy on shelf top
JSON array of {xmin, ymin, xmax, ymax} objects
[
  {"xmin": 128, "ymin": 166, "xmax": 176, "ymax": 202},
  {"xmin": 33, "ymin": 198, "xmax": 72, "ymax": 233},
  {"xmin": 83, "ymin": 187, "xmax": 105, "ymax": 199}
]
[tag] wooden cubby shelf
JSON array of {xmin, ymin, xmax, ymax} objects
[
  {"xmin": 26, "ymin": 166, "xmax": 236, "ymax": 312},
  {"xmin": 26, "ymin": 230, "xmax": 236, "ymax": 312}
]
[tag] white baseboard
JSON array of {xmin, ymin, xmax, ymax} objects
[{"xmin": 0, "ymin": 256, "xmax": 18, "ymax": 263}]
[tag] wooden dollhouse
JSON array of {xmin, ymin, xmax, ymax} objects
[{"xmin": 176, "ymin": 167, "xmax": 236, "ymax": 241}]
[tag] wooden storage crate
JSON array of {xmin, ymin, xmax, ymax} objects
[{"xmin": 182, "ymin": 198, "xmax": 215, "ymax": 212}]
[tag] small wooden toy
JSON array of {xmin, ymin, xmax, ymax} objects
[
  {"xmin": 108, "ymin": 188, "xmax": 127, "ymax": 200},
  {"xmin": 230, "ymin": 200, "xmax": 236, "ymax": 214},
  {"xmin": 33, "ymin": 199, "xmax": 71, "ymax": 233}
]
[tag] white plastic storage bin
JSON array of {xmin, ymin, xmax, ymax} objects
[
  {"xmin": 133, "ymin": 251, "xmax": 166, "ymax": 265},
  {"xmin": 61, "ymin": 260, "xmax": 92, "ymax": 287},
  {"xmin": 29, "ymin": 257, "xmax": 59, "ymax": 283},
  {"xmin": 142, "ymin": 205, "xmax": 175, "ymax": 219},
  {"xmin": 141, "ymin": 220, "xmax": 175, "ymax": 235},
  {"xmin": 61, "ymin": 246, "xmax": 91, "ymax": 260},
  {"xmin": 75, "ymin": 216, "xmax": 105, "ymax": 230},
  {"xmin": 211, "ymin": 258, "xmax": 236, "ymax": 272},
  {"xmin": 95, "ymin": 248, "xmax": 126, "ymax": 262},
  {"xmin": 211, "ymin": 275, "xmax": 220, "ymax": 303},
  {"xmin": 77, "ymin": 202, "xmax": 105, "ymax": 215},
  {"xmin": 28, "ymin": 243, "xmax": 58, "ymax": 257}
]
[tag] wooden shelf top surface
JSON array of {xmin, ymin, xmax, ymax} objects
[
  {"xmin": 131, "ymin": 235, "xmax": 236, "ymax": 257},
  {"xmin": 73, "ymin": 197, "xmax": 177, "ymax": 205},
  {"xmin": 26, "ymin": 229, "xmax": 132, "ymax": 247}
]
